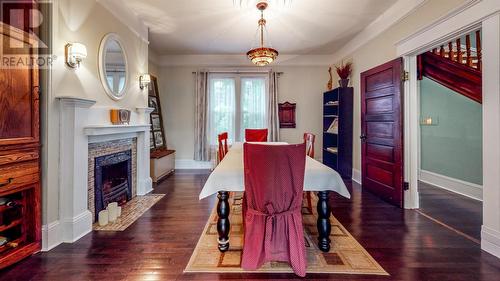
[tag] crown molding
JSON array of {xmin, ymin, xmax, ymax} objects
[
  {"xmin": 329, "ymin": 0, "xmax": 427, "ymax": 62},
  {"xmin": 96, "ymin": 0, "xmax": 149, "ymax": 44},
  {"xmin": 396, "ymin": 0, "xmax": 487, "ymax": 56},
  {"xmin": 158, "ymin": 54, "xmax": 334, "ymax": 67}
]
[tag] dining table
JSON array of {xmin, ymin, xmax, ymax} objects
[{"xmin": 199, "ymin": 142, "xmax": 351, "ymax": 253}]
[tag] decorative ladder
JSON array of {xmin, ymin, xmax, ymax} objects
[{"xmin": 418, "ymin": 30, "xmax": 482, "ymax": 103}]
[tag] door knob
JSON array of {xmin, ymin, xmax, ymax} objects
[{"xmin": 360, "ymin": 134, "xmax": 367, "ymax": 141}]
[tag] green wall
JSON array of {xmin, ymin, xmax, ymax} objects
[{"xmin": 420, "ymin": 77, "xmax": 483, "ymax": 185}]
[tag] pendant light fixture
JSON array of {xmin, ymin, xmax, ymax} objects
[{"xmin": 247, "ymin": 1, "xmax": 279, "ymax": 66}]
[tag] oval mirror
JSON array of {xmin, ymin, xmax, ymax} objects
[{"xmin": 99, "ymin": 33, "xmax": 128, "ymax": 100}]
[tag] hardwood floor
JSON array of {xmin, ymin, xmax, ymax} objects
[
  {"xmin": 1, "ymin": 170, "xmax": 500, "ymax": 280},
  {"xmin": 418, "ymin": 181, "xmax": 482, "ymax": 242}
]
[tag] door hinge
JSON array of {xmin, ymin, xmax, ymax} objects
[
  {"xmin": 403, "ymin": 181, "xmax": 409, "ymax": 191},
  {"xmin": 402, "ymin": 71, "xmax": 409, "ymax": 82}
]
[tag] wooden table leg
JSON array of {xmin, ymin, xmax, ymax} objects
[
  {"xmin": 317, "ymin": 191, "xmax": 331, "ymax": 252},
  {"xmin": 217, "ymin": 191, "xmax": 230, "ymax": 252}
]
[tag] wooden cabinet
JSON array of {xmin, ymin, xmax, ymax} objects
[
  {"xmin": 0, "ymin": 23, "xmax": 41, "ymax": 269},
  {"xmin": 323, "ymin": 87, "xmax": 353, "ymax": 178},
  {"xmin": 150, "ymin": 150, "xmax": 175, "ymax": 183}
]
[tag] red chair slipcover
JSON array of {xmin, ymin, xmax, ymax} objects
[
  {"xmin": 245, "ymin": 129, "xmax": 268, "ymax": 142},
  {"xmin": 241, "ymin": 143, "xmax": 307, "ymax": 277},
  {"xmin": 218, "ymin": 132, "xmax": 229, "ymax": 163}
]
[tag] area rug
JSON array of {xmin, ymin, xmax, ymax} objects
[
  {"xmin": 93, "ymin": 194, "xmax": 165, "ymax": 231},
  {"xmin": 185, "ymin": 193, "xmax": 388, "ymax": 275}
]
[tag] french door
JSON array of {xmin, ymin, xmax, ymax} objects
[{"xmin": 208, "ymin": 74, "xmax": 268, "ymax": 144}]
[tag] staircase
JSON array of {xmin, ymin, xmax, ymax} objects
[{"xmin": 418, "ymin": 30, "xmax": 482, "ymax": 103}]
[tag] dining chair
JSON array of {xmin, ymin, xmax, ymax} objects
[
  {"xmin": 217, "ymin": 132, "xmax": 229, "ymax": 163},
  {"xmin": 304, "ymin": 133, "xmax": 315, "ymax": 158},
  {"xmin": 303, "ymin": 133, "xmax": 315, "ymax": 213},
  {"xmin": 241, "ymin": 143, "xmax": 307, "ymax": 277},
  {"xmin": 245, "ymin": 128, "xmax": 268, "ymax": 142}
]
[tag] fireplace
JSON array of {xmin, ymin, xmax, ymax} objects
[{"xmin": 94, "ymin": 150, "xmax": 132, "ymax": 221}]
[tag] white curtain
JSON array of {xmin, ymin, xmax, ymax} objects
[
  {"xmin": 194, "ymin": 71, "xmax": 211, "ymax": 161},
  {"xmin": 240, "ymin": 77, "xmax": 267, "ymax": 138},
  {"xmin": 267, "ymin": 71, "xmax": 280, "ymax": 142},
  {"xmin": 208, "ymin": 78, "xmax": 236, "ymax": 144}
]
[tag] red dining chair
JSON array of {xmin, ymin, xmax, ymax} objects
[
  {"xmin": 304, "ymin": 133, "xmax": 315, "ymax": 158},
  {"xmin": 245, "ymin": 128, "xmax": 268, "ymax": 142},
  {"xmin": 241, "ymin": 143, "xmax": 307, "ymax": 277},
  {"xmin": 303, "ymin": 133, "xmax": 315, "ymax": 213},
  {"xmin": 218, "ymin": 132, "xmax": 229, "ymax": 163}
]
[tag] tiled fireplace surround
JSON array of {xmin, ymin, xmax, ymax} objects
[
  {"xmin": 88, "ymin": 138, "xmax": 137, "ymax": 221},
  {"xmin": 56, "ymin": 97, "xmax": 153, "ymax": 245}
]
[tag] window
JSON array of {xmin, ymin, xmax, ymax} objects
[{"xmin": 209, "ymin": 74, "xmax": 268, "ymax": 144}]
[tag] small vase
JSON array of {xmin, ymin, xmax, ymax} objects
[{"xmin": 339, "ymin": 79, "xmax": 349, "ymax": 88}]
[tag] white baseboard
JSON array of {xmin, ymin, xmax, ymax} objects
[
  {"xmin": 175, "ymin": 159, "xmax": 212, "ymax": 169},
  {"xmin": 60, "ymin": 210, "xmax": 93, "ymax": 243},
  {"xmin": 482, "ymin": 225, "xmax": 500, "ymax": 258},
  {"xmin": 352, "ymin": 168, "xmax": 362, "ymax": 184},
  {"xmin": 419, "ymin": 170, "xmax": 482, "ymax": 201},
  {"xmin": 42, "ymin": 220, "xmax": 62, "ymax": 252}
]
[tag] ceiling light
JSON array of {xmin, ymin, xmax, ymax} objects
[
  {"xmin": 233, "ymin": 0, "xmax": 292, "ymax": 8},
  {"xmin": 246, "ymin": 1, "xmax": 279, "ymax": 66}
]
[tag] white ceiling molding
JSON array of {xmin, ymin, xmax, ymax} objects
[
  {"xmin": 396, "ymin": 0, "xmax": 485, "ymax": 56},
  {"xmin": 329, "ymin": 0, "xmax": 427, "ymax": 63},
  {"xmin": 96, "ymin": 0, "xmax": 149, "ymax": 44},
  {"xmin": 159, "ymin": 54, "xmax": 334, "ymax": 67}
]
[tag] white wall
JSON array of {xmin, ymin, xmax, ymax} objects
[
  {"xmin": 157, "ymin": 66, "xmax": 329, "ymax": 163},
  {"xmin": 42, "ymin": 0, "xmax": 148, "ymax": 250}
]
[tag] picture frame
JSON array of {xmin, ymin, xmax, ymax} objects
[
  {"xmin": 154, "ymin": 131, "xmax": 164, "ymax": 147},
  {"xmin": 148, "ymin": 75, "xmax": 167, "ymax": 151},
  {"xmin": 148, "ymin": 96, "xmax": 159, "ymax": 114},
  {"xmin": 150, "ymin": 132, "xmax": 155, "ymax": 149},
  {"xmin": 151, "ymin": 115, "xmax": 161, "ymax": 131}
]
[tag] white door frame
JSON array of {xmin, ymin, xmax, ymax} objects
[{"xmin": 396, "ymin": 0, "xmax": 500, "ymax": 258}]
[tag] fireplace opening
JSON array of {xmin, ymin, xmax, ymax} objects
[{"xmin": 94, "ymin": 150, "xmax": 132, "ymax": 221}]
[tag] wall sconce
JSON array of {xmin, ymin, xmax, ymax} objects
[
  {"xmin": 65, "ymin": 42, "xmax": 87, "ymax": 68},
  {"xmin": 140, "ymin": 74, "xmax": 151, "ymax": 90}
]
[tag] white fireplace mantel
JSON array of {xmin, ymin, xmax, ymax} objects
[
  {"xmin": 56, "ymin": 96, "xmax": 153, "ymax": 244},
  {"xmin": 84, "ymin": 124, "xmax": 151, "ymax": 136}
]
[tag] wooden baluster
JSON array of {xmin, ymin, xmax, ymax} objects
[
  {"xmin": 432, "ymin": 48, "xmax": 437, "ymax": 54},
  {"xmin": 456, "ymin": 38, "xmax": 462, "ymax": 63},
  {"xmin": 440, "ymin": 45, "xmax": 445, "ymax": 57},
  {"xmin": 466, "ymin": 34, "xmax": 473, "ymax": 67},
  {"xmin": 476, "ymin": 30, "xmax": 482, "ymax": 71},
  {"xmin": 448, "ymin": 42, "xmax": 454, "ymax": 60}
]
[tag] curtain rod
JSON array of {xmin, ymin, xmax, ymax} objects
[{"xmin": 192, "ymin": 71, "xmax": 283, "ymax": 75}]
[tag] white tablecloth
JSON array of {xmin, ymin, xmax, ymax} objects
[{"xmin": 199, "ymin": 142, "xmax": 351, "ymax": 200}]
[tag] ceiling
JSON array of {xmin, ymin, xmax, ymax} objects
[{"xmin": 121, "ymin": 0, "xmax": 398, "ymax": 55}]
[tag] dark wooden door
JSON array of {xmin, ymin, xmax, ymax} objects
[{"xmin": 360, "ymin": 58, "xmax": 404, "ymax": 207}]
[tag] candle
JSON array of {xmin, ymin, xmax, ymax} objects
[
  {"xmin": 108, "ymin": 202, "xmax": 118, "ymax": 222},
  {"xmin": 98, "ymin": 210, "xmax": 109, "ymax": 226},
  {"xmin": 117, "ymin": 206, "xmax": 122, "ymax": 217}
]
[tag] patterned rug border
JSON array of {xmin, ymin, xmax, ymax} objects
[
  {"xmin": 184, "ymin": 193, "xmax": 388, "ymax": 276},
  {"xmin": 93, "ymin": 194, "xmax": 165, "ymax": 231}
]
